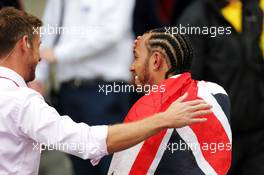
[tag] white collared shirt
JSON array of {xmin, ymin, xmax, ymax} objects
[
  {"xmin": 36, "ymin": 0, "xmax": 135, "ymax": 83},
  {"xmin": 0, "ymin": 67, "xmax": 108, "ymax": 175}
]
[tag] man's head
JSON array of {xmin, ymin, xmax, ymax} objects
[
  {"xmin": 0, "ymin": 7, "xmax": 42, "ymax": 82},
  {"xmin": 130, "ymin": 28, "xmax": 193, "ymax": 87}
]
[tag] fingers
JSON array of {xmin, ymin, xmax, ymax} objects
[
  {"xmin": 184, "ymin": 99, "xmax": 206, "ymax": 106},
  {"xmin": 183, "ymin": 112, "xmax": 210, "ymax": 127},
  {"xmin": 164, "ymin": 94, "xmax": 214, "ymax": 128},
  {"xmin": 189, "ymin": 109, "xmax": 212, "ymax": 118},
  {"xmin": 175, "ymin": 92, "xmax": 188, "ymax": 103},
  {"xmin": 188, "ymin": 103, "xmax": 212, "ymax": 112},
  {"xmin": 188, "ymin": 118, "xmax": 208, "ymax": 125}
]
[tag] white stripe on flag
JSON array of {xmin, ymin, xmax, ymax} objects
[
  {"xmin": 177, "ymin": 127, "xmax": 218, "ymax": 175},
  {"xmin": 147, "ymin": 129, "xmax": 174, "ymax": 175},
  {"xmin": 107, "ymin": 141, "xmax": 144, "ymax": 175}
]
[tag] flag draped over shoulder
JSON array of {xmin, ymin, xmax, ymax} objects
[{"xmin": 108, "ymin": 73, "xmax": 232, "ymax": 175}]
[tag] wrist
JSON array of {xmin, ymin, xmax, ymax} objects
[{"xmin": 152, "ymin": 112, "xmax": 169, "ymax": 130}]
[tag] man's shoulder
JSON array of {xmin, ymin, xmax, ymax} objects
[
  {"xmin": 197, "ymin": 80, "xmax": 228, "ymax": 96},
  {"xmin": 0, "ymin": 87, "xmax": 44, "ymax": 124},
  {"xmin": 125, "ymin": 94, "xmax": 157, "ymax": 122},
  {"xmin": 1, "ymin": 86, "xmax": 45, "ymax": 105},
  {"xmin": 18, "ymin": 87, "xmax": 44, "ymax": 102},
  {"xmin": 197, "ymin": 80, "xmax": 231, "ymax": 122}
]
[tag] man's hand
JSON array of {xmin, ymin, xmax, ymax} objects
[
  {"xmin": 160, "ymin": 92, "xmax": 211, "ymax": 128},
  {"xmin": 106, "ymin": 93, "xmax": 211, "ymax": 154},
  {"xmin": 40, "ymin": 48, "xmax": 57, "ymax": 64}
]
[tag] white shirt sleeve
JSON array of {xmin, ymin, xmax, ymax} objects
[
  {"xmin": 54, "ymin": 0, "xmax": 135, "ymax": 64},
  {"xmin": 16, "ymin": 89, "xmax": 108, "ymax": 165}
]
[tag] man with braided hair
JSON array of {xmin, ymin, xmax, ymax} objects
[{"xmin": 108, "ymin": 28, "xmax": 232, "ymax": 175}]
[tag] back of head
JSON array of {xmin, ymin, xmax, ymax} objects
[
  {"xmin": 145, "ymin": 28, "xmax": 194, "ymax": 78},
  {"xmin": 0, "ymin": 7, "xmax": 42, "ymax": 58}
]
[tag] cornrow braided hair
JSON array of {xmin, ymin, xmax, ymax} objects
[{"xmin": 145, "ymin": 28, "xmax": 193, "ymax": 78}]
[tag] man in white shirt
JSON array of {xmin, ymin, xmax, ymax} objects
[
  {"xmin": 0, "ymin": 7, "xmax": 211, "ymax": 175},
  {"xmin": 33, "ymin": 0, "xmax": 136, "ymax": 173}
]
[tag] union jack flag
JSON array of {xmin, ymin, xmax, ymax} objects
[{"xmin": 108, "ymin": 73, "xmax": 232, "ymax": 175}]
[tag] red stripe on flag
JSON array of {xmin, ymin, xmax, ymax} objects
[
  {"xmin": 189, "ymin": 110, "xmax": 231, "ymax": 175},
  {"xmin": 128, "ymin": 89, "xmax": 183, "ymax": 174},
  {"xmin": 129, "ymin": 130, "xmax": 167, "ymax": 175},
  {"xmin": 185, "ymin": 82, "xmax": 231, "ymax": 175}
]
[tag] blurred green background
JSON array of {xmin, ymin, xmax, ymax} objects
[{"xmin": 24, "ymin": 0, "xmax": 46, "ymax": 18}]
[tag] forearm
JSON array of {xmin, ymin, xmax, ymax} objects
[
  {"xmin": 106, "ymin": 94, "xmax": 212, "ymax": 154},
  {"xmin": 107, "ymin": 113, "xmax": 167, "ymax": 154}
]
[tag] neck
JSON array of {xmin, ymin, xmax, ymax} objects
[{"xmin": 151, "ymin": 72, "xmax": 166, "ymax": 85}]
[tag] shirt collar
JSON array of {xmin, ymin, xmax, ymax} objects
[
  {"xmin": 0, "ymin": 66, "xmax": 27, "ymax": 87},
  {"xmin": 170, "ymin": 74, "xmax": 181, "ymax": 79}
]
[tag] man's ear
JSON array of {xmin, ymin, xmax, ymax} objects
[
  {"xmin": 152, "ymin": 51, "xmax": 163, "ymax": 71},
  {"xmin": 20, "ymin": 35, "xmax": 30, "ymax": 51}
]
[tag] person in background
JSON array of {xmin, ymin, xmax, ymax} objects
[
  {"xmin": 177, "ymin": 0, "xmax": 264, "ymax": 174},
  {"xmin": 133, "ymin": 0, "xmax": 194, "ymax": 36},
  {"xmin": 0, "ymin": 0, "xmax": 23, "ymax": 9}
]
